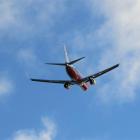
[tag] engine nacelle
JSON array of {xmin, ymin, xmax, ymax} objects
[
  {"xmin": 64, "ymin": 82, "xmax": 71, "ymax": 89},
  {"xmin": 89, "ymin": 77, "xmax": 96, "ymax": 85}
]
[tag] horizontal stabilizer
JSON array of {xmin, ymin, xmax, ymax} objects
[
  {"xmin": 69, "ymin": 57, "xmax": 85, "ymax": 65},
  {"xmin": 45, "ymin": 63, "xmax": 66, "ymax": 66},
  {"xmin": 45, "ymin": 57, "xmax": 85, "ymax": 66}
]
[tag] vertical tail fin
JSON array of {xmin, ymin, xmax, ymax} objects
[{"xmin": 64, "ymin": 45, "xmax": 70, "ymax": 63}]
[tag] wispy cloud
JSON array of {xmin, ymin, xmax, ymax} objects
[
  {"xmin": 0, "ymin": 0, "xmax": 67, "ymax": 70},
  {"xmin": 1, "ymin": 0, "xmax": 139, "ymax": 103},
  {"xmin": 17, "ymin": 48, "xmax": 38, "ymax": 68},
  {"xmin": 0, "ymin": 0, "xmax": 66, "ymax": 36},
  {"xmin": 91, "ymin": 0, "xmax": 140, "ymax": 103},
  {"xmin": 0, "ymin": 76, "xmax": 14, "ymax": 98},
  {"xmin": 0, "ymin": 0, "xmax": 17, "ymax": 29},
  {"xmin": 67, "ymin": 0, "xmax": 140, "ymax": 103},
  {"xmin": 10, "ymin": 116, "xmax": 57, "ymax": 140},
  {"xmin": 17, "ymin": 47, "xmax": 51, "ymax": 77}
]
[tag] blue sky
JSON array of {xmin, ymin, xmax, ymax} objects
[{"xmin": 0, "ymin": 0, "xmax": 140, "ymax": 140}]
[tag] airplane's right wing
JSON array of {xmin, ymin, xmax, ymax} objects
[
  {"xmin": 31, "ymin": 78, "xmax": 77, "ymax": 85},
  {"xmin": 81, "ymin": 64, "xmax": 119, "ymax": 83}
]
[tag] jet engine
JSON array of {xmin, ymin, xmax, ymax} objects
[
  {"xmin": 64, "ymin": 82, "xmax": 71, "ymax": 89},
  {"xmin": 89, "ymin": 77, "xmax": 96, "ymax": 85}
]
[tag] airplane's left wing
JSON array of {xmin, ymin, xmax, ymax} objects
[
  {"xmin": 81, "ymin": 64, "xmax": 119, "ymax": 83},
  {"xmin": 31, "ymin": 78, "xmax": 77, "ymax": 85}
]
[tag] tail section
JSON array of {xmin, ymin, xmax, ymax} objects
[{"xmin": 46, "ymin": 45, "xmax": 85, "ymax": 66}]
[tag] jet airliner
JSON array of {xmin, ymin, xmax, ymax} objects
[{"xmin": 31, "ymin": 46, "xmax": 119, "ymax": 91}]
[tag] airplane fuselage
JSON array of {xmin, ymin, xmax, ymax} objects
[{"xmin": 66, "ymin": 65, "xmax": 89, "ymax": 91}]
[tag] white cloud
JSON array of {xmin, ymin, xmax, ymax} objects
[
  {"xmin": 17, "ymin": 47, "xmax": 50, "ymax": 77},
  {"xmin": 0, "ymin": 0, "xmax": 66, "ymax": 34},
  {"xmin": 17, "ymin": 48, "xmax": 38, "ymax": 68},
  {"xmin": 88, "ymin": 0, "xmax": 140, "ymax": 103},
  {"xmin": 1, "ymin": 0, "xmax": 139, "ymax": 103},
  {"xmin": 0, "ymin": 0, "xmax": 17, "ymax": 29},
  {"xmin": 10, "ymin": 117, "xmax": 57, "ymax": 140},
  {"xmin": 64, "ymin": 0, "xmax": 140, "ymax": 103},
  {"xmin": 0, "ymin": 77, "xmax": 14, "ymax": 97},
  {"xmin": 36, "ymin": 0, "xmax": 66, "ymax": 25}
]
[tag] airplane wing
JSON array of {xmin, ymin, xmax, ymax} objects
[
  {"xmin": 31, "ymin": 78, "xmax": 77, "ymax": 85},
  {"xmin": 81, "ymin": 64, "xmax": 119, "ymax": 83}
]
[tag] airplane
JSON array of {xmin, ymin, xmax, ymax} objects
[{"xmin": 31, "ymin": 46, "xmax": 119, "ymax": 91}]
